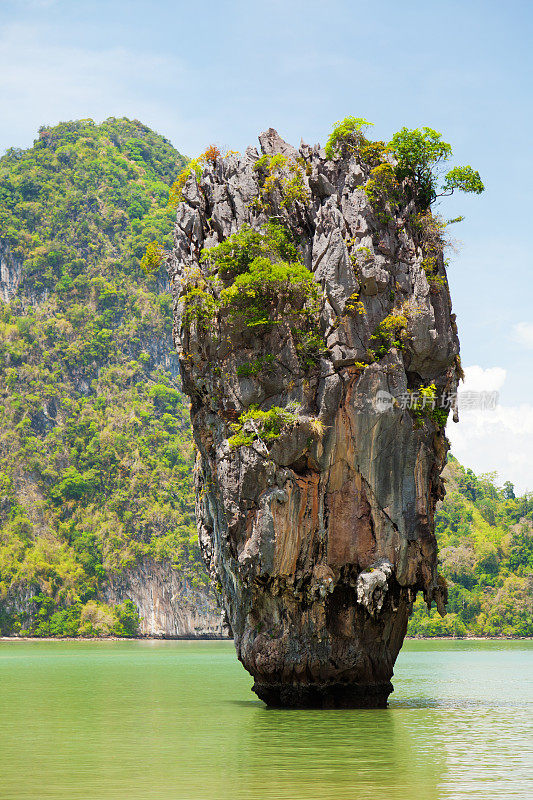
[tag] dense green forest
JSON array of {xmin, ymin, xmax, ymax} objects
[
  {"xmin": 0, "ymin": 118, "xmax": 205, "ymax": 637},
  {"xmin": 408, "ymin": 457, "xmax": 533, "ymax": 637},
  {"xmin": 0, "ymin": 119, "xmax": 530, "ymax": 638}
]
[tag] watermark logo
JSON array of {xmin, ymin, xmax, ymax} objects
[
  {"xmin": 374, "ymin": 390, "xmax": 395, "ymax": 412},
  {"xmin": 457, "ymin": 391, "xmax": 499, "ymax": 411},
  {"xmin": 372, "ymin": 390, "xmax": 499, "ymax": 413}
]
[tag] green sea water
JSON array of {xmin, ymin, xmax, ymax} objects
[{"xmin": 0, "ymin": 639, "xmax": 531, "ymax": 800}]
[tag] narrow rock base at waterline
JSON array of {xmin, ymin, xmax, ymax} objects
[{"xmin": 252, "ymin": 680, "xmax": 394, "ymax": 709}]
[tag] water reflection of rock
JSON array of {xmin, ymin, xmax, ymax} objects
[{"xmin": 233, "ymin": 702, "xmax": 446, "ymax": 800}]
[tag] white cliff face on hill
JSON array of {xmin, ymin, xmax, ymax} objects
[
  {"xmin": 0, "ymin": 241, "xmax": 22, "ymax": 302},
  {"xmin": 169, "ymin": 129, "xmax": 460, "ymax": 706},
  {"xmin": 102, "ymin": 558, "xmax": 227, "ymax": 638},
  {"xmin": 2, "ymin": 556, "xmax": 226, "ymax": 639}
]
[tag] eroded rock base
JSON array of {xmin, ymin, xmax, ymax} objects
[{"xmin": 253, "ymin": 680, "xmax": 393, "ymax": 709}]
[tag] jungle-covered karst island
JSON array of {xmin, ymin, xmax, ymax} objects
[{"xmin": 0, "ymin": 116, "xmax": 530, "ymax": 669}]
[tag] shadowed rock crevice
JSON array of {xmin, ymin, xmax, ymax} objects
[{"xmin": 169, "ymin": 128, "xmax": 459, "ymax": 707}]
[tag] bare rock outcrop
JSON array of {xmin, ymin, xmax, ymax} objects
[
  {"xmin": 169, "ymin": 129, "xmax": 459, "ymax": 707},
  {"xmin": 0, "ymin": 240, "xmax": 22, "ymax": 302},
  {"xmin": 101, "ymin": 558, "xmax": 227, "ymax": 638}
]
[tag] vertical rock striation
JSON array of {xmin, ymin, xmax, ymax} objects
[
  {"xmin": 169, "ymin": 129, "xmax": 460, "ymax": 707},
  {"xmin": 0, "ymin": 240, "xmax": 22, "ymax": 302},
  {"xmin": 101, "ymin": 558, "xmax": 227, "ymax": 638}
]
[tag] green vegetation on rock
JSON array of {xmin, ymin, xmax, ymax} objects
[
  {"xmin": 252, "ymin": 153, "xmax": 310, "ymax": 212},
  {"xmin": 369, "ymin": 310, "xmax": 408, "ymax": 360},
  {"xmin": 390, "ymin": 127, "xmax": 484, "ymax": 206},
  {"xmin": 228, "ymin": 405, "xmax": 300, "ymax": 450},
  {"xmin": 324, "ymin": 117, "xmax": 374, "ymax": 160},
  {"xmin": 325, "ymin": 116, "xmax": 484, "ymax": 214},
  {"xmin": 409, "ymin": 383, "xmax": 450, "ymax": 428},
  {"xmin": 185, "ymin": 222, "xmax": 320, "ymax": 340},
  {"xmin": 201, "ymin": 222, "xmax": 298, "ymax": 276},
  {"xmin": 220, "ymin": 255, "xmax": 318, "ymax": 328}
]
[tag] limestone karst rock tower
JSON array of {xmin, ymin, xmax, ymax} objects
[{"xmin": 169, "ymin": 128, "xmax": 460, "ymax": 707}]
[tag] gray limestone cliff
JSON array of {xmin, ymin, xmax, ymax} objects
[
  {"xmin": 0, "ymin": 240, "xmax": 22, "ymax": 302},
  {"xmin": 101, "ymin": 558, "xmax": 227, "ymax": 638},
  {"xmin": 169, "ymin": 129, "xmax": 460, "ymax": 706},
  {"xmin": 4, "ymin": 557, "xmax": 226, "ymax": 639}
]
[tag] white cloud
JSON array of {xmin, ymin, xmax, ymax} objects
[
  {"xmin": 512, "ymin": 322, "xmax": 533, "ymax": 350},
  {"xmin": 448, "ymin": 365, "xmax": 533, "ymax": 493},
  {"xmin": 0, "ymin": 23, "xmax": 190, "ymax": 153},
  {"xmin": 460, "ymin": 364, "xmax": 506, "ymax": 392}
]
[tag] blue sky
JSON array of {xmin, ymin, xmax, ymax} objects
[{"xmin": 1, "ymin": 0, "xmax": 532, "ymax": 489}]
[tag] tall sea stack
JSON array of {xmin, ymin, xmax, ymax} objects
[{"xmin": 169, "ymin": 128, "xmax": 459, "ymax": 707}]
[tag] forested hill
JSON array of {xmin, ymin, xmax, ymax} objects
[
  {"xmin": 0, "ymin": 119, "xmax": 531, "ymax": 638},
  {"xmin": 409, "ymin": 457, "xmax": 533, "ymax": 636},
  {"xmin": 0, "ymin": 118, "xmax": 209, "ymax": 636}
]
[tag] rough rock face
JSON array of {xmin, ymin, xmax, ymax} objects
[
  {"xmin": 169, "ymin": 129, "xmax": 460, "ymax": 707},
  {"xmin": 0, "ymin": 240, "xmax": 22, "ymax": 302},
  {"xmin": 102, "ymin": 558, "xmax": 227, "ymax": 638},
  {"xmin": 0, "ymin": 583, "xmax": 38, "ymax": 631}
]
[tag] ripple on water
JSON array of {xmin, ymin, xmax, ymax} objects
[{"xmin": 0, "ymin": 638, "xmax": 530, "ymax": 800}]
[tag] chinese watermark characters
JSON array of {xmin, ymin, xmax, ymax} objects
[{"xmin": 373, "ymin": 390, "xmax": 499, "ymax": 413}]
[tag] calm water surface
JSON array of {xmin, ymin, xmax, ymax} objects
[{"xmin": 0, "ymin": 639, "xmax": 531, "ymax": 800}]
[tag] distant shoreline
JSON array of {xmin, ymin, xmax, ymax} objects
[
  {"xmin": 0, "ymin": 635, "xmax": 231, "ymax": 642},
  {"xmin": 405, "ymin": 635, "xmax": 533, "ymax": 641},
  {"xmin": 1, "ymin": 635, "xmax": 532, "ymax": 643}
]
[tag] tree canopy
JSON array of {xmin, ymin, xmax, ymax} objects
[{"xmin": 0, "ymin": 118, "xmax": 205, "ymax": 637}]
